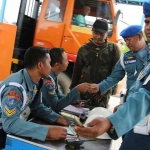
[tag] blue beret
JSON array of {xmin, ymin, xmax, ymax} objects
[
  {"xmin": 143, "ymin": 1, "xmax": 150, "ymax": 18},
  {"xmin": 120, "ymin": 25, "xmax": 142, "ymax": 38}
]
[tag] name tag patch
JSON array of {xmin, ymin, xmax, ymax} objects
[{"xmin": 124, "ymin": 60, "xmax": 136, "ymax": 64}]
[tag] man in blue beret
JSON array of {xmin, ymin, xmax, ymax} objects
[
  {"xmin": 86, "ymin": 24, "xmax": 148, "ymax": 101},
  {"xmin": 74, "ymin": 1, "xmax": 150, "ymax": 150}
]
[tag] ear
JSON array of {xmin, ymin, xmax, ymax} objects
[
  {"xmin": 37, "ymin": 62, "xmax": 43, "ymax": 70},
  {"xmin": 139, "ymin": 33, "xmax": 142, "ymax": 40},
  {"xmin": 55, "ymin": 62, "xmax": 60, "ymax": 67}
]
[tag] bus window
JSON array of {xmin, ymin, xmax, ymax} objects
[
  {"xmin": 45, "ymin": 0, "xmax": 67, "ymax": 22},
  {"xmin": 97, "ymin": 2, "xmax": 112, "ymax": 21},
  {"xmin": 72, "ymin": 1, "xmax": 113, "ymax": 37},
  {"xmin": 97, "ymin": 2, "xmax": 113, "ymax": 37}
]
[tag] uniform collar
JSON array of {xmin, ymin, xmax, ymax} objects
[
  {"xmin": 89, "ymin": 38, "xmax": 108, "ymax": 50},
  {"xmin": 137, "ymin": 45, "xmax": 149, "ymax": 59},
  {"xmin": 50, "ymin": 70, "xmax": 57, "ymax": 81},
  {"xmin": 23, "ymin": 69, "xmax": 36, "ymax": 91}
]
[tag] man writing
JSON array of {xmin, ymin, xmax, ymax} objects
[
  {"xmin": 0, "ymin": 46, "xmax": 90, "ymax": 148},
  {"xmin": 42, "ymin": 48, "xmax": 90, "ymax": 125}
]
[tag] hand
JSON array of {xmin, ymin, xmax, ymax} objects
[
  {"xmin": 74, "ymin": 117, "xmax": 112, "ymax": 138},
  {"xmin": 56, "ymin": 116, "xmax": 69, "ymax": 126},
  {"xmin": 113, "ymin": 104, "xmax": 122, "ymax": 113},
  {"xmin": 76, "ymin": 83, "xmax": 91, "ymax": 93},
  {"xmin": 88, "ymin": 84, "xmax": 99, "ymax": 93},
  {"xmin": 47, "ymin": 126, "xmax": 67, "ymax": 140}
]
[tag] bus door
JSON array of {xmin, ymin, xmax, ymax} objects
[{"xmin": 33, "ymin": 0, "xmax": 68, "ymax": 48}]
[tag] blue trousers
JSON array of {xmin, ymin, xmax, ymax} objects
[
  {"xmin": 0, "ymin": 128, "xmax": 6, "ymax": 148},
  {"xmin": 119, "ymin": 129, "xmax": 150, "ymax": 150}
]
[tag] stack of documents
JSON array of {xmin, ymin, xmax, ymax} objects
[{"xmin": 62, "ymin": 105, "xmax": 89, "ymax": 116}]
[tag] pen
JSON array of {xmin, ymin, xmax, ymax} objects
[
  {"xmin": 67, "ymin": 133, "xmax": 76, "ymax": 136},
  {"xmin": 69, "ymin": 125, "xmax": 77, "ymax": 136}
]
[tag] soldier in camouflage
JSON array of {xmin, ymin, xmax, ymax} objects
[{"xmin": 70, "ymin": 19, "xmax": 120, "ymax": 108}]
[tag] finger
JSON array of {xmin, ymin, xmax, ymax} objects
[
  {"xmin": 87, "ymin": 118, "xmax": 101, "ymax": 127},
  {"xmin": 113, "ymin": 107, "xmax": 117, "ymax": 113},
  {"xmin": 91, "ymin": 89, "xmax": 98, "ymax": 93},
  {"xmin": 74, "ymin": 127, "xmax": 90, "ymax": 136},
  {"xmin": 91, "ymin": 85, "xmax": 98, "ymax": 89},
  {"xmin": 61, "ymin": 135, "xmax": 67, "ymax": 139},
  {"xmin": 87, "ymin": 83, "xmax": 91, "ymax": 86},
  {"xmin": 62, "ymin": 132, "xmax": 67, "ymax": 137},
  {"xmin": 62, "ymin": 128, "xmax": 67, "ymax": 132},
  {"xmin": 113, "ymin": 104, "xmax": 121, "ymax": 113}
]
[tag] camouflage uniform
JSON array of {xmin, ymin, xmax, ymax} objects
[{"xmin": 70, "ymin": 39, "xmax": 120, "ymax": 108}]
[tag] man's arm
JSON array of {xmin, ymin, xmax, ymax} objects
[
  {"xmin": 99, "ymin": 60, "xmax": 125, "ymax": 94},
  {"xmin": 57, "ymin": 91, "xmax": 65, "ymax": 99},
  {"xmin": 30, "ymin": 102, "xmax": 61, "ymax": 124},
  {"xmin": 42, "ymin": 82, "xmax": 90, "ymax": 113},
  {"xmin": 70, "ymin": 48, "xmax": 85, "ymax": 89},
  {"xmin": 42, "ymin": 78, "xmax": 80, "ymax": 111},
  {"xmin": 29, "ymin": 86, "xmax": 68, "ymax": 125},
  {"xmin": 1, "ymin": 86, "xmax": 49, "ymax": 141},
  {"xmin": 75, "ymin": 79, "xmax": 150, "ymax": 139},
  {"xmin": 108, "ymin": 86, "xmax": 150, "ymax": 137},
  {"xmin": 54, "ymin": 88, "xmax": 80, "ymax": 112}
]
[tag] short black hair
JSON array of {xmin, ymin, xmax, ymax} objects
[
  {"xmin": 24, "ymin": 46, "xmax": 49, "ymax": 69},
  {"xmin": 49, "ymin": 48, "xmax": 65, "ymax": 67}
]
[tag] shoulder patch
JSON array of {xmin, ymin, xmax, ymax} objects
[
  {"xmin": 44, "ymin": 79, "xmax": 55, "ymax": 95},
  {"xmin": 4, "ymin": 106, "xmax": 16, "ymax": 117},
  {"xmin": 7, "ymin": 91, "xmax": 20, "ymax": 109},
  {"xmin": 44, "ymin": 80, "xmax": 54, "ymax": 89}
]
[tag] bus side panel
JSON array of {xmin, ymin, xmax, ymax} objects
[{"xmin": 0, "ymin": 23, "xmax": 17, "ymax": 80}]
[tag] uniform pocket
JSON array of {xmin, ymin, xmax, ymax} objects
[{"xmin": 125, "ymin": 61, "xmax": 136, "ymax": 73}]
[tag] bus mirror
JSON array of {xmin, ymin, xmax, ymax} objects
[
  {"xmin": 118, "ymin": 39, "xmax": 124, "ymax": 45},
  {"xmin": 107, "ymin": 30, "xmax": 113, "ymax": 38},
  {"xmin": 114, "ymin": 9, "xmax": 123, "ymax": 25}
]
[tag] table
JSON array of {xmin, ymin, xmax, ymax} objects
[
  {"xmin": 5, "ymin": 119, "xmax": 112, "ymax": 150},
  {"xmin": 5, "ymin": 134, "xmax": 112, "ymax": 150}
]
